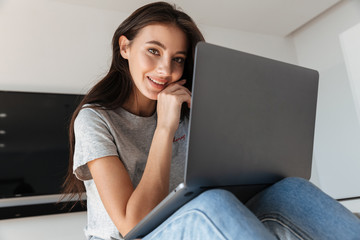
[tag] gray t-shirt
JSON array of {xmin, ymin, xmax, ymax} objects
[{"xmin": 73, "ymin": 105, "xmax": 188, "ymax": 240}]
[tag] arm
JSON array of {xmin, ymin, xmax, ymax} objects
[{"xmin": 88, "ymin": 80, "xmax": 191, "ymax": 236}]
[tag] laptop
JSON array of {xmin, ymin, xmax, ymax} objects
[{"xmin": 122, "ymin": 42, "xmax": 319, "ymax": 239}]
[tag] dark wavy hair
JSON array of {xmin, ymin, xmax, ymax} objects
[{"xmin": 61, "ymin": 1, "xmax": 205, "ymax": 204}]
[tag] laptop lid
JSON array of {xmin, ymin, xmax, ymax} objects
[
  {"xmin": 123, "ymin": 42, "xmax": 319, "ymax": 239},
  {"xmin": 185, "ymin": 42, "xmax": 319, "ymax": 188}
]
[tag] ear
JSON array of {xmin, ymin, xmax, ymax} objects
[{"xmin": 119, "ymin": 35, "xmax": 130, "ymax": 59}]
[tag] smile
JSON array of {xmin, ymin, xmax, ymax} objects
[{"xmin": 147, "ymin": 76, "xmax": 166, "ymax": 85}]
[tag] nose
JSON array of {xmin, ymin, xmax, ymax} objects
[{"xmin": 156, "ymin": 57, "xmax": 172, "ymax": 76}]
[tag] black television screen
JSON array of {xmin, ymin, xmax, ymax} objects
[{"xmin": 0, "ymin": 90, "xmax": 85, "ymax": 218}]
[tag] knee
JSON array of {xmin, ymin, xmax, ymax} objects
[
  {"xmin": 198, "ymin": 189, "xmax": 237, "ymax": 203},
  {"xmin": 276, "ymin": 177, "xmax": 310, "ymax": 187},
  {"xmin": 184, "ymin": 188, "xmax": 254, "ymax": 224},
  {"xmin": 246, "ymin": 177, "xmax": 319, "ymax": 212},
  {"xmin": 192, "ymin": 189, "xmax": 240, "ymax": 210},
  {"xmin": 271, "ymin": 177, "xmax": 316, "ymax": 197}
]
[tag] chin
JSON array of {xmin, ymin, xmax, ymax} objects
[{"xmin": 144, "ymin": 91, "xmax": 159, "ymax": 101}]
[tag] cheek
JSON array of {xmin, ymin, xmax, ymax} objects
[
  {"xmin": 129, "ymin": 53, "xmax": 155, "ymax": 77},
  {"xmin": 140, "ymin": 54, "xmax": 157, "ymax": 71},
  {"xmin": 173, "ymin": 65, "xmax": 185, "ymax": 80}
]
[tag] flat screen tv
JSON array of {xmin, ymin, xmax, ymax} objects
[{"xmin": 0, "ymin": 90, "xmax": 85, "ymax": 219}]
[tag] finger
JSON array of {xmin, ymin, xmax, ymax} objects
[
  {"xmin": 175, "ymin": 79, "xmax": 186, "ymax": 85},
  {"xmin": 177, "ymin": 84, "xmax": 192, "ymax": 96},
  {"xmin": 177, "ymin": 92, "xmax": 192, "ymax": 108},
  {"xmin": 171, "ymin": 87, "xmax": 192, "ymax": 97},
  {"xmin": 167, "ymin": 79, "xmax": 186, "ymax": 90},
  {"xmin": 175, "ymin": 79, "xmax": 191, "ymax": 95},
  {"xmin": 165, "ymin": 79, "xmax": 186, "ymax": 90},
  {"xmin": 170, "ymin": 90, "xmax": 191, "ymax": 108},
  {"xmin": 163, "ymin": 81, "xmax": 191, "ymax": 95}
]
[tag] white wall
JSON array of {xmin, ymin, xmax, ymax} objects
[
  {"xmin": 199, "ymin": 24, "xmax": 297, "ymax": 64},
  {"xmin": 340, "ymin": 22, "xmax": 360, "ymax": 128},
  {"xmin": 0, "ymin": 1, "xmax": 297, "ymax": 240},
  {"xmin": 0, "ymin": 0, "xmax": 126, "ymax": 94},
  {"xmin": 0, "ymin": 1, "xmax": 297, "ymax": 96},
  {"xmin": 290, "ymin": 0, "xmax": 360, "ymax": 199}
]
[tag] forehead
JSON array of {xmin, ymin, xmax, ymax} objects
[{"xmin": 134, "ymin": 24, "xmax": 188, "ymax": 52}]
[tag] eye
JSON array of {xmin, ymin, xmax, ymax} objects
[
  {"xmin": 173, "ymin": 57, "xmax": 185, "ymax": 64},
  {"xmin": 148, "ymin": 48, "xmax": 160, "ymax": 55}
]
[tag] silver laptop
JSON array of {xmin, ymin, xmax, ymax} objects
[{"xmin": 122, "ymin": 42, "xmax": 319, "ymax": 239}]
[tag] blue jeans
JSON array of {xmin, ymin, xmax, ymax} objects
[{"xmin": 143, "ymin": 177, "xmax": 360, "ymax": 240}]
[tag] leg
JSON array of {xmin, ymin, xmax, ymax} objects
[
  {"xmin": 144, "ymin": 189, "xmax": 277, "ymax": 240},
  {"xmin": 246, "ymin": 177, "xmax": 360, "ymax": 240}
]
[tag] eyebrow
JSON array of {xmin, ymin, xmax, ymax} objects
[{"xmin": 146, "ymin": 40, "xmax": 187, "ymax": 55}]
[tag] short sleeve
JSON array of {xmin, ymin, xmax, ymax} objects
[{"xmin": 73, "ymin": 107, "xmax": 118, "ymax": 181}]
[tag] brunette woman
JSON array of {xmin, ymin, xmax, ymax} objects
[{"xmin": 62, "ymin": 2, "xmax": 360, "ymax": 240}]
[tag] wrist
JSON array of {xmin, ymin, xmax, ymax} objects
[{"xmin": 155, "ymin": 125, "xmax": 176, "ymax": 140}]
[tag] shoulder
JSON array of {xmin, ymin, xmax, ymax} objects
[
  {"xmin": 75, "ymin": 104, "xmax": 116, "ymax": 125},
  {"xmin": 74, "ymin": 104, "xmax": 111, "ymax": 133},
  {"xmin": 76, "ymin": 104, "xmax": 104, "ymax": 121},
  {"xmin": 74, "ymin": 105, "xmax": 130, "ymax": 138}
]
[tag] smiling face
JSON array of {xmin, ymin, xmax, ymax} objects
[{"xmin": 119, "ymin": 23, "xmax": 188, "ymax": 110}]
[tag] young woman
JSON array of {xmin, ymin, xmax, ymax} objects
[{"xmin": 62, "ymin": 2, "xmax": 360, "ymax": 240}]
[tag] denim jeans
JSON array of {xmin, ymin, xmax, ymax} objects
[
  {"xmin": 143, "ymin": 177, "xmax": 360, "ymax": 240},
  {"xmin": 90, "ymin": 177, "xmax": 360, "ymax": 240}
]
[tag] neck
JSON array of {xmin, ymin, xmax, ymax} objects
[{"xmin": 122, "ymin": 91, "xmax": 156, "ymax": 117}]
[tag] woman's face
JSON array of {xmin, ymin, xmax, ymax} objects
[{"xmin": 120, "ymin": 23, "xmax": 188, "ymax": 101}]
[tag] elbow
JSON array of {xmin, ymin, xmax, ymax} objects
[
  {"xmin": 116, "ymin": 215, "xmax": 143, "ymax": 237},
  {"xmin": 117, "ymin": 198, "xmax": 156, "ymax": 236}
]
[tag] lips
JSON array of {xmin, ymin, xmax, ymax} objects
[{"xmin": 147, "ymin": 76, "xmax": 167, "ymax": 86}]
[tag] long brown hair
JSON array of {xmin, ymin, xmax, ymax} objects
[{"xmin": 61, "ymin": 1, "xmax": 205, "ymax": 204}]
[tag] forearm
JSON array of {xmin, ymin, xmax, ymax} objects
[
  {"xmin": 117, "ymin": 82, "xmax": 191, "ymax": 235},
  {"xmin": 124, "ymin": 127, "xmax": 174, "ymax": 230}
]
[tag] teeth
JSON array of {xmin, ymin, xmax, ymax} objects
[{"xmin": 148, "ymin": 76, "xmax": 166, "ymax": 85}]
